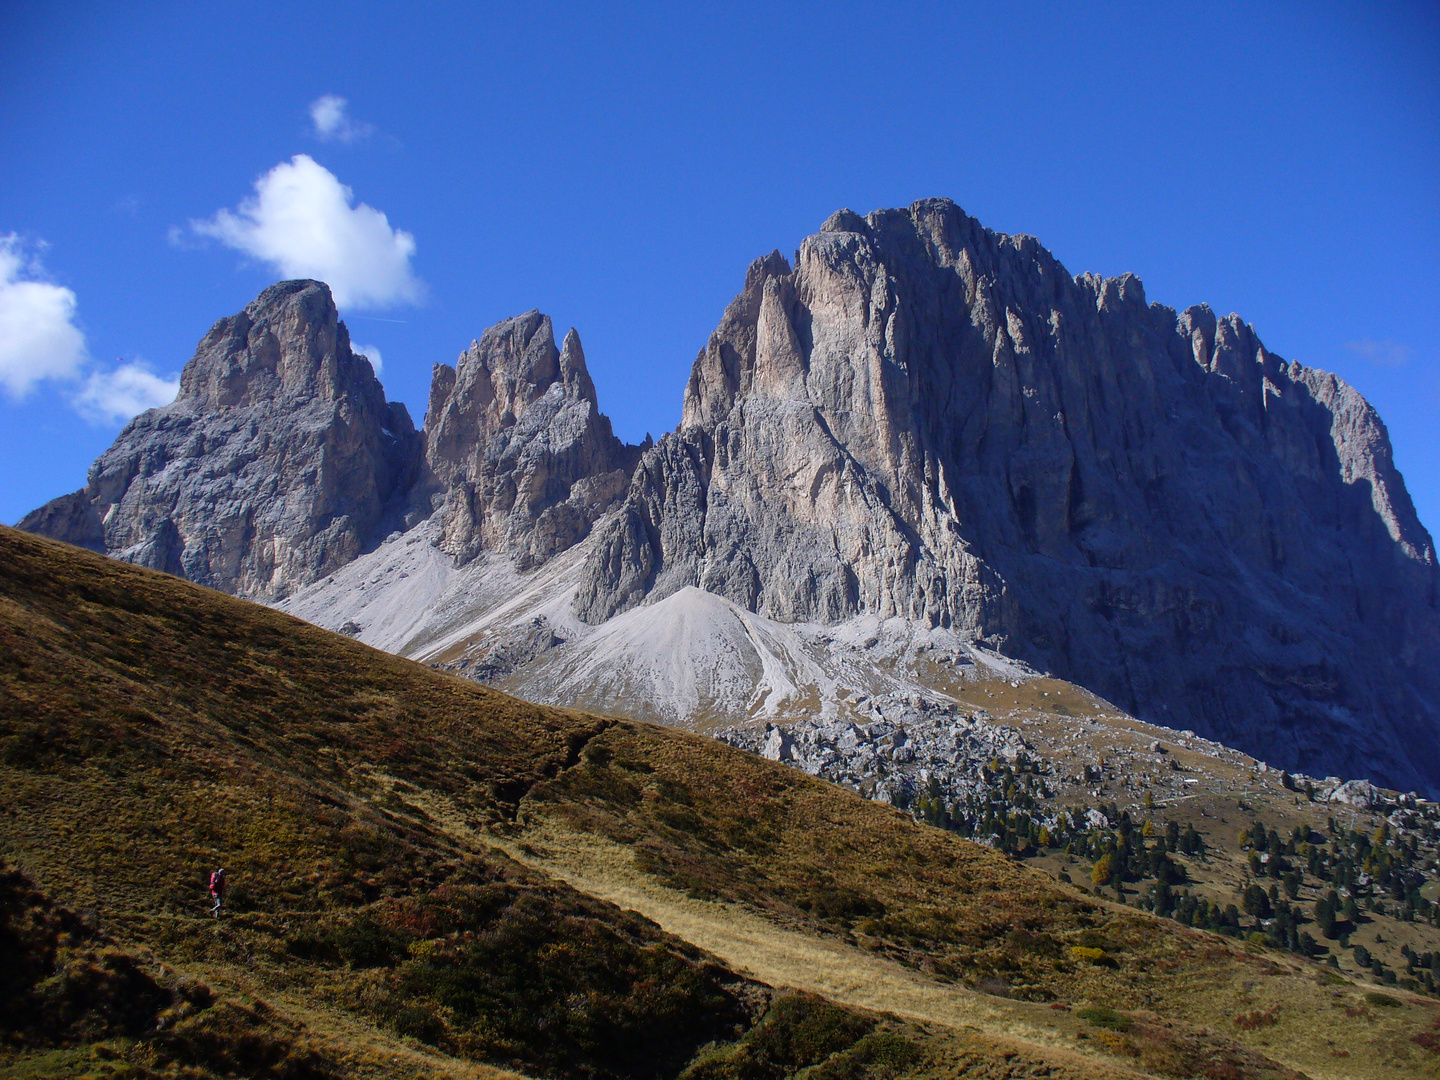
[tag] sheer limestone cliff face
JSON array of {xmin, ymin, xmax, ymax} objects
[
  {"xmin": 577, "ymin": 199, "xmax": 1440, "ymax": 794},
  {"xmin": 421, "ymin": 311, "xmax": 648, "ymax": 571},
  {"xmin": 19, "ymin": 281, "xmax": 422, "ymax": 600}
]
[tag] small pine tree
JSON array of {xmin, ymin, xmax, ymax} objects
[
  {"xmin": 1316, "ymin": 896, "xmax": 1338, "ymax": 939},
  {"xmin": 1283, "ymin": 871, "xmax": 1301, "ymax": 900},
  {"xmin": 1091, "ymin": 852, "xmax": 1117, "ymax": 887},
  {"xmin": 1243, "ymin": 884, "xmax": 1272, "ymax": 919},
  {"xmin": 1181, "ymin": 825, "xmax": 1204, "ymax": 856}
]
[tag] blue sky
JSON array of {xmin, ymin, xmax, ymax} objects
[{"xmin": 2, "ymin": 2, "xmax": 1437, "ymax": 535}]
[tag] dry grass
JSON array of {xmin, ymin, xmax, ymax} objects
[
  {"xmin": 3, "ymin": 526, "xmax": 1438, "ymax": 1079},
  {"xmin": 0, "ymin": 528, "xmax": 754, "ymax": 1079}
]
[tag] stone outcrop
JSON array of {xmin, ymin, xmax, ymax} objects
[
  {"xmin": 578, "ymin": 199, "xmax": 1440, "ymax": 794},
  {"xmin": 21, "ymin": 289, "xmax": 647, "ymax": 600},
  {"xmin": 421, "ymin": 311, "xmax": 648, "ymax": 569},
  {"xmin": 719, "ymin": 694, "xmax": 1032, "ymax": 808},
  {"xmin": 20, "ymin": 281, "xmax": 422, "ymax": 599}
]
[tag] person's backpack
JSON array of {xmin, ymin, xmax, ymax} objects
[{"xmin": 209, "ymin": 870, "xmax": 224, "ymax": 893}]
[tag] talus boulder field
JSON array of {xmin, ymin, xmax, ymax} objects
[{"xmin": 20, "ymin": 199, "xmax": 1440, "ymax": 797}]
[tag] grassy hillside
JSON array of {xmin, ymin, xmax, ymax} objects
[{"xmin": 2, "ymin": 526, "xmax": 1437, "ymax": 1079}]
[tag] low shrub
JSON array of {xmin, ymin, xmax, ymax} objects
[
  {"xmin": 1076, "ymin": 1006, "xmax": 1131, "ymax": 1032},
  {"xmin": 1076, "ymin": 929, "xmax": 1120, "ymax": 952},
  {"xmin": 330, "ymin": 918, "xmax": 409, "ymax": 969},
  {"xmin": 681, "ymin": 995, "xmax": 875, "ymax": 1080},
  {"xmin": 1233, "ymin": 1009, "xmax": 1277, "ymax": 1030},
  {"xmin": 807, "ymin": 1031, "xmax": 923, "ymax": 1080},
  {"xmin": 392, "ymin": 1004, "xmax": 447, "ymax": 1045},
  {"xmin": 1006, "ymin": 929, "xmax": 1059, "ymax": 957}
]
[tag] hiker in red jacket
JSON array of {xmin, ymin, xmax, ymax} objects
[{"xmin": 208, "ymin": 867, "xmax": 227, "ymax": 917}]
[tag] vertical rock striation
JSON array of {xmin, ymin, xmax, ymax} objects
[
  {"xmin": 576, "ymin": 200, "xmax": 1439, "ymax": 794},
  {"xmin": 20, "ymin": 281, "xmax": 422, "ymax": 599}
]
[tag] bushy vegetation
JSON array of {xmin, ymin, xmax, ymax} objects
[
  {"xmin": 681, "ymin": 995, "xmax": 917, "ymax": 1080},
  {"xmin": 378, "ymin": 888, "xmax": 746, "ymax": 1078},
  {"xmin": 1076, "ymin": 1005, "xmax": 1131, "ymax": 1032},
  {"xmin": 0, "ymin": 860, "xmax": 335, "ymax": 1078},
  {"xmin": 0, "ymin": 530, "xmax": 754, "ymax": 1079},
  {"xmin": 1, "ymin": 861, "xmax": 175, "ymax": 1048},
  {"xmin": 904, "ymin": 744, "xmax": 1440, "ymax": 995}
]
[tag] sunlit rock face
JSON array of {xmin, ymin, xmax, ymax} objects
[
  {"xmin": 576, "ymin": 199, "xmax": 1439, "ymax": 794},
  {"xmin": 20, "ymin": 280, "xmax": 422, "ymax": 600},
  {"xmin": 421, "ymin": 311, "xmax": 649, "ymax": 572}
]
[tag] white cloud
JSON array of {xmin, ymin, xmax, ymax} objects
[
  {"xmin": 1344, "ymin": 338, "xmax": 1411, "ymax": 368},
  {"xmin": 0, "ymin": 235, "xmax": 88, "ymax": 397},
  {"xmin": 351, "ymin": 342, "xmax": 383, "ymax": 374},
  {"xmin": 310, "ymin": 94, "xmax": 374, "ymax": 143},
  {"xmin": 73, "ymin": 360, "xmax": 179, "ymax": 424},
  {"xmin": 0, "ymin": 237, "xmax": 180, "ymax": 426},
  {"xmin": 190, "ymin": 155, "xmax": 423, "ymax": 310}
]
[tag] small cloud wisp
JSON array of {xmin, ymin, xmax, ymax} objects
[
  {"xmin": 310, "ymin": 95, "xmax": 375, "ymax": 143},
  {"xmin": 72, "ymin": 360, "xmax": 180, "ymax": 425},
  {"xmin": 1344, "ymin": 338, "xmax": 1412, "ymax": 369},
  {"xmin": 351, "ymin": 342, "xmax": 383, "ymax": 374}
]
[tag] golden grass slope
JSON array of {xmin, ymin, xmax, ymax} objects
[{"xmin": 1, "ymin": 525, "xmax": 1436, "ymax": 1079}]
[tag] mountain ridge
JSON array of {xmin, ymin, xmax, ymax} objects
[
  {"xmin": 20, "ymin": 198, "xmax": 1440, "ymax": 795},
  {"xmin": 19, "ymin": 279, "xmax": 423, "ymax": 599}
]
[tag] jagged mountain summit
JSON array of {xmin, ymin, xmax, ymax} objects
[
  {"xmin": 21, "ymin": 283, "xmax": 646, "ymax": 602},
  {"xmin": 572, "ymin": 201, "xmax": 1440, "ymax": 792},
  {"xmin": 422, "ymin": 310, "xmax": 650, "ymax": 570},
  {"xmin": 20, "ymin": 280, "xmax": 422, "ymax": 599},
  {"xmin": 21, "ymin": 199, "xmax": 1440, "ymax": 796}
]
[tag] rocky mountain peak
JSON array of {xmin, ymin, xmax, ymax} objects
[
  {"xmin": 681, "ymin": 249, "xmax": 792, "ymax": 430},
  {"xmin": 422, "ymin": 310, "xmax": 644, "ymax": 569},
  {"xmin": 19, "ymin": 204, "xmax": 1440, "ymax": 796},
  {"xmin": 176, "ymin": 279, "xmax": 370, "ymax": 410},
  {"xmin": 20, "ymin": 280, "xmax": 421, "ymax": 600},
  {"xmin": 578, "ymin": 198, "xmax": 1440, "ymax": 794},
  {"xmin": 559, "ymin": 326, "xmax": 598, "ymax": 404}
]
